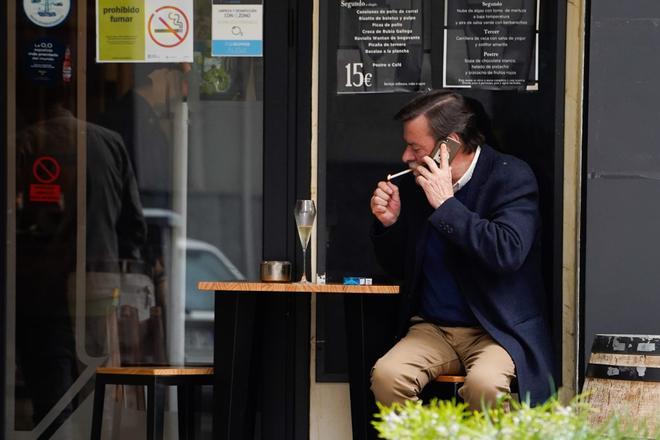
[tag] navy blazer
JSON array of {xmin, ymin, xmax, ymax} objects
[{"xmin": 372, "ymin": 145, "xmax": 554, "ymax": 405}]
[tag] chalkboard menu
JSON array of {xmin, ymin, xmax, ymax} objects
[
  {"xmin": 444, "ymin": 0, "xmax": 538, "ymax": 90},
  {"xmin": 336, "ymin": 0, "xmax": 431, "ymax": 94}
]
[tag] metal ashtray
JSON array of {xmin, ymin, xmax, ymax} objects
[{"xmin": 260, "ymin": 261, "xmax": 292, "ymax": 282}]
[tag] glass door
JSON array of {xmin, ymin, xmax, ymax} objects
[{"xmin": 5, "ymin": 0, "xmax": 263, "ymax": 437}]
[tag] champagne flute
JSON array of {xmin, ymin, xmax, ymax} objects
[{"xmin": 294, "ymin": 200, "xmax": 316, "ymax": 283}]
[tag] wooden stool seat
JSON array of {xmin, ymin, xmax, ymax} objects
[
  {"xmin": 432, "ymin": 374, "xmax": 519, "ymax": 404},
  {"xmin": 432, "ymin": 374, "xmax": 466, "ymax": 400},
  {"xmin": 91, "ymin": 365, "xmax": 213, "ymax": 440},
  {"xmin": 434, "ymin": 374, "xmax": 466, "ymax": 384}
]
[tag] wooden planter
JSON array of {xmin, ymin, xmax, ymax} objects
[{"xmin": 583, "ymin": 334, "xmax": 660, "ymax": 436}]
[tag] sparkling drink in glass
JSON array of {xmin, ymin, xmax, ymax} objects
[{"xmin": 293, "ymin": 200, "xmax": 316, "ymax": 283}]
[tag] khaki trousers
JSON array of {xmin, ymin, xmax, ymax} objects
[{"xmin": 370, "ymin": 322, "xmax": 515, "ymax": 410}]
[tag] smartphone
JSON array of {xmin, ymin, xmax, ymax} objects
[{"xmin": 430, "ymin": 137, "xmax": 461, "ymax": 164}]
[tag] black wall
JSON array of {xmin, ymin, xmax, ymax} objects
[
  {"xmin": 247, "ymin": 0, "xmax": 314, "ymax": 438},
  {"xmin": 1, "ymin": 9, "xmax": 7, "ymax": 435},
  {"xmin": 582, "ymin": 1, "xmax": 660, "ymax": 380}
]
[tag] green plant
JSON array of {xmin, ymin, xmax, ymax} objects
[{"xmin": 372, "ymin": 395, "xmax": 657, "ymax": 440}]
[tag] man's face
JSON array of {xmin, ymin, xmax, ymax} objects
[{"xmin": 401, "ymin": 115, "xmax": 436, "ymax": 170}]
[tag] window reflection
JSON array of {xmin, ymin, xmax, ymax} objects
[
  {"xmin": 16, "ymin": 86, "xmax": 150, "ymax": 432},
  {"xmin": 95, "ymin": 64, "xmax": 186, "ymax": 372},
  {"xmin": 8, "ymin": 0, "xmax": 264, "ymax": 435},
  {"xmin": 15, "ymin": 99, "xmax": 79, "ymax": 430},
  {"xmin": 98, "ymin": 63, "xmax": 186, "ymax": 208}
]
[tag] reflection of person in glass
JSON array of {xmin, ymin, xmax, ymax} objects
[
  {"xmin": 369, "ymin": 91, "xmax": 553, "ymax": 410},
  {"xmin": 16, "ymin": 89, "xmax": 146, "ymax": 430},
  {"xmin": 98, "ymin": 64, "xmax": 188, "ymax": 328}
]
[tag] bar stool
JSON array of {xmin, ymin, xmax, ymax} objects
[
  {"xmin": 90, "ymin": 366, "xmax": 213, "ymax": 440},
  {"xmin": 433, "ymin": 374, "xmax": 519, "ymax": 404},
  {"xmin": 434, "ymin": 374, "xmax": 466, "ymax": 400}
]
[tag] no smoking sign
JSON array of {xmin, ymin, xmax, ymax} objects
[
  {"xmin": 30, "ymin": 156, "xmax": 62, "ymax": 203},
  {"xmin": 148, "ymin": 6, "xmax": 190, "ymax": 48},
  {"xmin": 32, "ymin": 156, "xmax": 61, "ymax": 183}
]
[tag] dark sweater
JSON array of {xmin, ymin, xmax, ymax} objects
[{"xmin": 420, "ymin": 183, "xmax": 477, "ymax": 326}]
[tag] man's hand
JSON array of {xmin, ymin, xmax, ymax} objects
[
  {"xmin": 371, "ymin": 181, "xmax": 401, "ymax": 227},
  {"xmin": 415, "ymin": 143, "xmax": 454, "ymax": 209}
]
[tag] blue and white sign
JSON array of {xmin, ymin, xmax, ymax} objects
[
  {"xmin": 23, "ymin": 0, "xmax": 71, "ymax": 28},
  {"xmin": 211, "ymin": 0, "xmax": 263, "ymax": 57}
]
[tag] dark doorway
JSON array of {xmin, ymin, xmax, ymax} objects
[{"xmin": 317, "ymin": 1, "xmax": 566, "ymax": 438}]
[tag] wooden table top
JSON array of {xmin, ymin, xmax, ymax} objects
[
  {"xmin": 197, "ymin": 281, "xmax": 399, "ymax": 295},
  {"xmin": 97, "ymin": 366, "xmax": 214, "ymax": 376}
]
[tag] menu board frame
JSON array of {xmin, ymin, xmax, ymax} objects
[
  {"xmin": 443, "ymin": 0, "xmax": 540, "ymax": 90},
  {"xmin": 335, "ymin": 0, "xmax": 432, "ymax": 95}
]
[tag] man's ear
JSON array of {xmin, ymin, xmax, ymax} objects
[{"xmin": 447, "ymin": 132, "xmax": 462, "ymax": 144}]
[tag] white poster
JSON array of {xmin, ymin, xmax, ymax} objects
[{"xmin": 212, "ymin": 0, "xmax": 263, "ymax": 57}]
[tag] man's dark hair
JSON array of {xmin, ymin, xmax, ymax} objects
[{"xmin": 394, "ymin": 90, "xmax": 485, "ymax": 153}]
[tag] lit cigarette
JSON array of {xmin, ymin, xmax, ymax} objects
[{"xmin": 387, "ymin": 168, "xmax": 413, "ymax": 181}]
